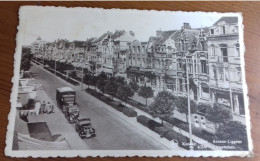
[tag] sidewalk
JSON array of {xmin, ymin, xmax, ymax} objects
[
  {"xmin": 104, "ymin": 93, "xmax": 221, "ymax": 150},
  {"xmin": 27, "ymin": 85, "xmax": 89, "ymax": 150}
]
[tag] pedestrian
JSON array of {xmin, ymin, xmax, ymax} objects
[
  {"xmin": 38, "ymin": 83, "xmax": 43, "ymax": 90},
  {"xmin": 44, "ymin": 102, "xmax": 50, "ymax": 113},
  {"xmin": 47, "ymin": 104, "xmax": 54, "ymax": 114},
  {"xmin": 49, "ymin": 105, "xmax": 54, "ymax": 114},
  {"xmin": 40, "ymin": 101, "xmax": 46, "ymax": 114},
  {"xmin": 33, "ymin": 82, "xmax": 38, "ymax": 91}
]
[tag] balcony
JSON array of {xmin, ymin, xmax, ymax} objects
[
  {"xmin": 166, "ymin": 70, "xmax": 176, "ymax": 76},
  {"xmin": 228, "ymin": 57, "xmax": 241, "ymax": 64},
  {"xmin": 209, "ymin": 56, "xmax": 219, "ymax": 63}
]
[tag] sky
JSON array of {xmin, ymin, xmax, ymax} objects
[{"xmin": 19, "ymin": 6, "xmax": 230, "ymax": 45}]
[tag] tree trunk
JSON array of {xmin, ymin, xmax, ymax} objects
[
  {"xmin": 186, "ymin": 114, "xmax": 188, "ymax": 122},
  {"xmin": 146, "ymin": 98, "xmax": 147, "ymax": 106}
]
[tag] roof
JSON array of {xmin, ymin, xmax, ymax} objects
[
  {"xmin": 213, "ymin": 17, "xmax": 238, "ymax": 26},
  {"xmin": 94, "ymin": 33, "xmax": 109, "ymax": 43},
  {"xmin": 57, "ymin": 87, "xmax": 75, "ymax": 93},
  {"xmin": 171, "ymin": 29, "xmax": 200, "ymax": 51},
  {"xmin": 155, "ymin": 30, "xmax": 177, "ymax": 46},
  {"xmin": 148, "ymin": 36, "xmax": 161, "ymax": 44},
  {"xmin": 73, "ymin": 41, "xmax": 86, "ymax": 48}
]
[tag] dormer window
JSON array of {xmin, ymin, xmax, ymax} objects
[
  {"xmin": 220, "ymin": 26, "xmax": 225, "ymax": 34},
  {"xmin": 210, "ymin": 29, "xmax": 214, "ymax": 35}
]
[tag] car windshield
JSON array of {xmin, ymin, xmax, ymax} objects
[
  {"xmin": 82, "ymin": 123, "xmax": 91, "ymax": 128},
  {"xmin": 79, "ymin": 118, "xmax": 90, "ymax": 122},
  {"xmin": 62, "ymin": 95, "xmax": 74, "ymax": 103},
  {"xmin": 70, "ymin": 108, "xmax": 79, "ymax": 113}
]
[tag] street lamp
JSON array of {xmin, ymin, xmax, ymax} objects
[
  {"xmin": 81, "ymin": 61, "xmax": 84, "ymax": 91},
  {"xmin": 54, "ymin": 57, "xmax": 63, "ymax": 76},
  {"xmin": 178, "ymin": 53, "xmax": 194, "ymax": 150},
  {"xmin": 185, "ymin": 57, "xmax": 194, "ymax": 150}
]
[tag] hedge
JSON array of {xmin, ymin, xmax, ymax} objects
[
  {"xmin": 154, "ymin": 126, "xmax": 169, "ymax": 136},
  {"xmin": 85, "ymin": 88, "xmax": 138, "ymax": 117},
  {"xmin": 114, "ymin": 103, "xmax": 126, "ymax": 112},
  {"xmin": 66, "ymin": 78, "xmax": 80, "ymax": 86},
  {"xmin": 122, "ymin": 107, "xmax": 137, "ymax": 117},
  {"xmin": 137, "ymin": 115, "xmax": 151, "ymax": 127},
  {"xmin": 147, "ymin": 120, "xmax": 163, "ymax": 131}
]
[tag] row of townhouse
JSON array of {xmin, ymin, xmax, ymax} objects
[
  {"xmin": 30, "ymin": 17, "xmax": 245, "ymax": 123},
  {"xmin": 126, "ymin": 17, "xmax": 245, "ymax": 123}
]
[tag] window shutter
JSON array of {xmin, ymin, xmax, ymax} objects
[{"xmin": 206, "ymin": 64, "xmax": 209, "ymax": 74}]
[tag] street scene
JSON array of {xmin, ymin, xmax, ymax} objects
[{"xmin": 7, "ymin": 7, "xmax": 251, "ymax": 157}]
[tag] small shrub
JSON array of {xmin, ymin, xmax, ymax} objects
[
  {"xmin": 122, "ymin": 107, "xmax": 137, "ymax": 117},
  {"xmin": 147, "ymin": 120, "xmax": 163, "ymax": 131},
  {"xmin": 137, "ymin": 115, "xmax": 151, "ymax": 127},
  {"xmin": 154, "ymin": 126, "xmax": 169, "ymax": 136},
  {"xmin": 109, "ymin": 101, "xmax": 121, "ymax": 109},
  {"xmin": 114, "ymin": 103, "xmax": 126, "ymax": 112}
]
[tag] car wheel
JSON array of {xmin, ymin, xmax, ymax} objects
[{"xmin": 79, "ymin": 134, "xmax": 84, "ymax": 139}]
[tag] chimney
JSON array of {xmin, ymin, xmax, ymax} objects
[
  {"xmin": 183, "ymin": 23, "xmax": 191, "ymax": 29},
  {"xmin": 156, "ymin": 29, "xmax": 163, "ymax": 37}
]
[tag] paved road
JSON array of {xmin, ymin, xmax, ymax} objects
[{"xmin": 30, "ymin": 64, "xmax": 167, "ymax": 150}]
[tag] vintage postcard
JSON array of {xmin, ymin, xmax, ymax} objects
[{"xmin": 5, "ymin": 6, "xmax": 252, "ymax": 157}]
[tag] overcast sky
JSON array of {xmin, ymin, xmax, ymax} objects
[{"xmin": 19, "ymin": 6, "xmax": 234, "ymax": 45}]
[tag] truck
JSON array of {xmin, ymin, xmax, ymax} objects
[{"xmin": 56, "ymin": 87, "xmax": 79, "ymax": 117}]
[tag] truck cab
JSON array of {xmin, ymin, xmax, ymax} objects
[
  {"xmin": 56, "ymin": 87, "xmax": 79, "ymax": 113},
  {"xmin": 65, "ymin": 106, "xmax": 79, "ymax": 123}
]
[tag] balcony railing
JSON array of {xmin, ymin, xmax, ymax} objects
[{"xmin": 209, "ymin": 55, "xmax": 241, "ymax": 64}]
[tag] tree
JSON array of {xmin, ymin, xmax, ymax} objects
[
  {"xmin": 138, "ymin": 86, "xmax": 154, "ymax": 106},
  {"xmin": 104, "ymin": 77, "xmax": 118, "ymax": 99},
  {"xmin": 91, "ymin": 76, "xmax": 98, "ymax": 91},
  {"xmin": 117, "ymin": 84, "xmax": 134, "ymax": 105},
  {"xmin": 205, "ymin": 103, "xmax": 232, "ymax": 128},
  {"xmin": 83, "ymin": 73, "xmax": 93, "ymax": 89},
  {"xmin": 149, "ymin": 91, "xmax": 175, "ymax": 125},
  {"xmin": 129, "ymin": 81, "xmax": 139, "ymax": 93},
  {"xmin": 20, "ymin": 47, "xmax": 32, "ymax": 71},
  {"xmin": 116, "ymin": 76, "xmax": 126, "ymax": 86},
  {"xmin": 175, "ymin": 96, "xmax": 196, "ymax": 122},
  {"xmin": 216, "ymin": 121, "xmax": 248, "ymax": 150},
  {"xmin": 69, "ymin": 70, "xmax": 78, "ymax": 80},
  {"xmin": 96, "ymin": 72, "xmax": 108, "ymax": 93}
]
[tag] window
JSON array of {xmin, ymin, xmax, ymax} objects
[
  {"xmin": 237, "ymin": 67, "xmax": 242, "ymax": 82},
  {"xmin": 179, "ymin": 79, "xmax": 183, "ymax": 92},
  {"xmin": 211, "ymin": 45, "xmax": 215, "ymax": 56},
  {"xmin": 235, "ymin": 43, "xmax": 240, "ymax": 57},
  {"xmin": 138, "ymin": 46, "xmax": 141, "ymax": 53},
  {"xmin": 151, "ymin": 46, "xmax": 154, "ymax": 52},
  {"xmin": 201, "ymin": 84, "xmax": 210, "ymax": 99},
  {"xmin": 200, "ymin": 41, "xmax": 205, "ymax": 51},
  {"xmin": 201, "ymin": 60, "xmax": 207, "ymax": 74},
  {"xmin": 220, "ymin": 44, "xmax": 228, "ymax": 62},
  {"xmin": 218, "ymin": 67, "xmax": 224, "ymax": 81},
  {"xmin": 220, "ymin": 26, "xmax": 225, "ymax": 34},
  {"xmin": 225, "ymin": 67, "xmax": 229, "ymax": 81},
  {"xmin": 210, "ymin": 29, "xmax": 214, "ymax": 35}
]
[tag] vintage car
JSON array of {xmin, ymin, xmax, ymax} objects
[
  {"xmin": 56, "ymin": 87, "xmax": 78, "ymax": 113},
  {"xmin": 75, "ymin": 116, "xmax": 96, "ymax": 139},
  {"xmin": 65, "ymin": 106, "xmax": 79, "ymax": 123}
]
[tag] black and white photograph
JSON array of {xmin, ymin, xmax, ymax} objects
[{"xmin": 5, "ymin": 6, "xmax": 252, "ymax": 157}]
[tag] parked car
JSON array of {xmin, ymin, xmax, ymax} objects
[
  {"xmin": 75, "ymin": 116, "xmax": 96, "ymax": 139},
  {"xmin": 65, "ymin": 106, "xmax": 79, "ymax": 123}
]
